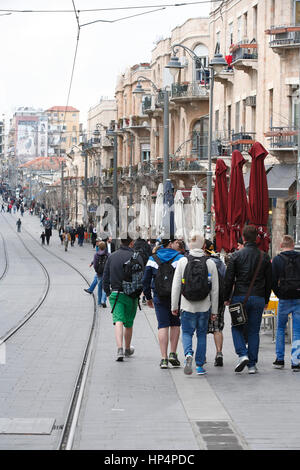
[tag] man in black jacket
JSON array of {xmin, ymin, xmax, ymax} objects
[
  {"xmin": 224, "ymin": 225, "xmax": 272, "ymax": 374},
  {"xmin": 103, "ymin": 237, "xmax": 144, "ymax": 362}
]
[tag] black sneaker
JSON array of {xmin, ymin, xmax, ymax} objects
[
  {"xmin": 169, "ymin": 352, "xmax": 181, "ymax": 367},
  {"xmin": 84, "ymin": 288, "xmax": 92, "ymax": 294},
  {"xmin": 291, "ymin": 364, "xmax": 300, "ymax": 372},
  {"xmin": 214, "ymin": 353, "xmax": 223, "ymax": 367},
  {"xmin": 160, "ymin": 358, "xmax": 168, "ymax": 369},
  {"xmin": 102, "ymin": 303, "xmax": 107, "ymax": 308},
  {"xmin": 273, "ymin": 359, "xmax": 284, "ymax": 369}
]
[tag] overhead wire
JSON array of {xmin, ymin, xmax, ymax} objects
[{"xmin": 0, "ymin": 1, "xmax": 219, "ymax": 14}]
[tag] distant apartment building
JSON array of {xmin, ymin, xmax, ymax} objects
[
  {"xmin": 9, "ymin": 107, "xmax": 48, "ymax": 164},
  {"xmin": 45, "ymin": 106, "xmax": 80, "ymax": 156}
]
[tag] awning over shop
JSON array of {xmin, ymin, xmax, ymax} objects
[
  {"xmin": 243, "ymin": 164, "xmax": 296, "ymax": 198},
  {"xmin": 267, "ymin": 164, "xmax": 296, "ymax": 198}
]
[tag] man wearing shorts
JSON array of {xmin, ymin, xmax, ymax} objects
[
  {"xmin": 142, "ymin": 239, "xmax": 183, "ymax": 369},
  {"xmin": 103, "ymin": 237, "xmax": 144, "ymax": 361}
]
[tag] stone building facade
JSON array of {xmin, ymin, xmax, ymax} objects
[{"xmin": 210, "ymin": 0, "xmax": 300, "ymax": 254}]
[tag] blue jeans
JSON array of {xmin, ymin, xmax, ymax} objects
[
  {"xmin": 231, "ymin": 295, "xmax": 265, "ymax": 368},
  {"xmin": 97, "ymin": 276, "xmax": 107, "ymax": 306},
  {"xmin": 88, "ymin": 275, "xmax": 107, "ymax": 305},
  {"xmin": 276, "ymin": 299, "xmax": 300, "ymax": 366},
  {"xmin": 181, "ymin": 310, "xmax": 210, "ymax": 367}
]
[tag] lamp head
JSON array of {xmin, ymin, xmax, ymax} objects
[
  {"xmin": 209, "ymin": 51, "xmax": 228, "ymax": 73},
  {"xmin": 165, "ymin": 55, "xmax": 183, "ymax": 80},
  {"xmin": 133, "ymin": 81, "xmax": 145, "ymax": 94}
]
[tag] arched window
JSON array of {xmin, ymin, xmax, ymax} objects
[
  {"xmin": 192, "ymin": 116, "xmax": 209, "ymax": 160},
  {"xmin": 193, "ymin": 44, "xmax": 209, "ymax": 83}
]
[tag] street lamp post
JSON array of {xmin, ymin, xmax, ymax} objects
[{"xmin": 166, "ymin": 42, "xmax": 227, "ymax": 236}]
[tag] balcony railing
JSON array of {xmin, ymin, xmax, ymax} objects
[
  {"xmin": 266, "ymin": 24, "xmax": 300, "ymax": 48},
  {"xmin": 231, "ymin": 132, "xmax": 256, "ymax": 152},
  {"xmin": 230, "ymin": 40, "xmax": 258, "ymax": 63},
  {"xmin": 264, "ymin": 126, "xmax": 298, "ymax": 149},
  {"xmin": 171, "ymin": 82, "xmax": 209, "ymax": 100}
]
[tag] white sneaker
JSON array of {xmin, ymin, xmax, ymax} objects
[
  {"xmin": 248, "ymin": 366, "xmax": 258, "ymax": 374},
  {"xmin": 235, "ymin": 355, "xmax": 249, "ymax": 373}
]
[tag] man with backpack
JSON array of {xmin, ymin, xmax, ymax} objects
[
  {"xmin": 103, "ymin": 237, "xmax": 144, "ymax": 362},
  {"xmin": 171, "ymin": 232, "xmax": 219, "ymax": 375},
  {"xmin": 143, "ymin": 238, "xmax": 183, "ymax": 369},
  {"xmin": 272, "ymin": 235, "xmax": 300, "ymax": 372}
]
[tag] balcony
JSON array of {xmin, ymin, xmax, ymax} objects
[
  {"xmin": 214, "ymin": 68, "xmax": 234, "ymax": 85},
  {"xmin": 211, "ymin": 132, "xmax": 231, "ymax": 158},
  {"xmin": 170, "ymin": 82, "xmax": 209, "ymax": 103},
  {"xmin": 264, "ymin": 127, "xmax": 298, "ymax": 152},
  {"xmin": 230, "ymin": 40, "xmax": 258, "ymax": 71},
  {"xmin": 231, "ymin": 132, "xmax": 256, "ymax": 152},
  {"xmin": 266, "ymin": 25, "xmax": 300, "ymax": 53}
]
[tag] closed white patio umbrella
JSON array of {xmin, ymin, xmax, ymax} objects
[
  {"xmin": 153, "ymin": 183, "xmax": 164, "ymax": 239},
  {"xmin": 174, "ymin": 190, "xmax": 185, "ymax": 240},
  {"xmin": 138, "ymin": 185, "xmax": 150, "ymax": 239},
  {"xmin": 190, "ymin": 185, "xmax": 204, "ymax": 235}
]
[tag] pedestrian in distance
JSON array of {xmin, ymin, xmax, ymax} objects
[
  {"xmin": 271, "ymin": 235, "xmax": 300, "ymax": 372},
  {"xmin": 77, "ymin": 225, "xmax": 85, "ymax": 246},
  {"xmin": 84, "ymin": 241, "xmax": 108, "ymax": 308},
  {"xmin": 40, "ymin": 231, "xmax": 46, "ymax": 245},
  {"xmin": 143, "ymin": 238, "xmax": 183, "ymax": 369},
  {"xmin": 105, "ymin": 236, "xmax": 115, "ymax": 254},
  {"xmin": 103, "ymin": 236, "xmax": 144, "ymax": 362},
  {"xmin": 91, "ymin": 227, "xmax": 97, "ymax": 248},
  {"xmin": 16, "ymin": 218, "xmax": 22, "ymax": 232},
  {"xmin": 204, "ymin": 239, "xmax": 226, "ymax": 367},
  {"xmin": 171, "ymin": 232, "xmax": 219, "ymax": 376},
  {"xmin": 62, "ymin": 231, "xmax": 71, "ymax": 251},
  {"xmin": 224, "ymin": 225, "xmax": 272, "ymax": 374}
]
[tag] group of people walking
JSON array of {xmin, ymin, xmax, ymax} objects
[{"xmin": 94, "ymin": 225, "xmax": 300, "ymax": 376}]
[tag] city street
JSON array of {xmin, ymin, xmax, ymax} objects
[{"xmin": 0, "ymin": 210, "xmax": 299, "ymax": 451}]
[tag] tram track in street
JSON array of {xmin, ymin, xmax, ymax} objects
[
  {"xmin": 0, "ymin": 215, "xmax": 51, "ymax": 345},
  {"xmin": 0, "ymin": 232, "xmax": 8, "ymax": 281}
]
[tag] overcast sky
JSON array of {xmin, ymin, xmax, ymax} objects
[{"xmin": 0, "ymin": 0, "xmax": 211, "ymax": 125}]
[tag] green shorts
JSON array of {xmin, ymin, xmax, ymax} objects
[{"xmin": 109, "ymin": 292, "xmax": 138, "ymax": 328}]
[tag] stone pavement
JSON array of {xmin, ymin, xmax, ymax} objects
[{"xmin": 1, "ymin": 210, "xmax": 300, "ymax": 450}]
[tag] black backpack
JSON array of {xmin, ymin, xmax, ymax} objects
[
  {"xmin": 278, "ymin": 253, "xmax": 300, "ymax": 299},
  {"xmin": 153, "ymin": 253, "xmax": 178, "ymax": 299},
  {"xmin": 181, "ymin": 255, "xmax": 211, "ymax": 301},
  {"xmin": 122, "ymin": 252, "xmax": 144, "ymax": 299},
  {"xmin": 94, "ymin": 253, "xmax": 108, "ymax": 276}
]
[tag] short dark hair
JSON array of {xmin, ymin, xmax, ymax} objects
[
  {"xmin": 121, "ymin": 236, "xmax": 133, "ymax": 246},
  {"xmin": 243, "ymin": 225, "xmax": 257, "ymax": 243}
]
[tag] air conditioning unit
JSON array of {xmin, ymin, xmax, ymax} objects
[{"xmin": 245, "ymin": 96, "xmax": 256, "ymax": 107}]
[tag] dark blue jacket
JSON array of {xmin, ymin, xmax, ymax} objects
[{"xmin": 272, "ymin": 250, "xmax": 300, "ymax": 299}]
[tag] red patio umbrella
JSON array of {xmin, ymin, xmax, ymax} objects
[
  {"xmin": 228, "ymin": 150, "xmax": 249, "ymax": 251},
  {"xmin": 248, "ymin": 142, "xmax": 270, "ymax": 252},
  {"xmin": 214, "ymin": 159, "xmax": 230, "ymax": 252}
]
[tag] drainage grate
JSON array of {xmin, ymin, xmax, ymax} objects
[{"xmin": 196, "ymin": 421, "xmax": 244, "ymax": 450}]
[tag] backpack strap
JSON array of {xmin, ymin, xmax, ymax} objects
[{"xmin": 153, "ymin": 254, "xmax": 162, "ymax": 266}]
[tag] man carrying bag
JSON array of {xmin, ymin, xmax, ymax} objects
[{"xmin": 224, "ymin": 225, "xmax": 272, "ymax": 374}]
